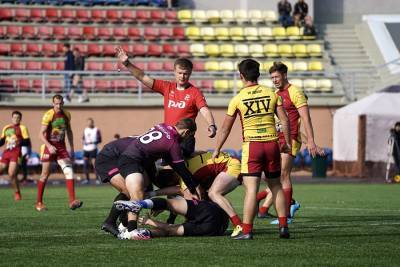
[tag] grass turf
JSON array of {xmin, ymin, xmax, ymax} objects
[{"xmin": 1, "ymin": 183, "xmax": 400, "ymax": 266}]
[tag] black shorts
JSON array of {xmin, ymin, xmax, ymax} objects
[
  {"xmin": 118, "ymin": 154, "xmax": 157, "ymax": 179},
  {"xmin": 83, "ymin": 149, "xmax": 97, "ymax": 159},
  {"xmin": 95, "ymin": 152, "xmax": 119, "ymax": 183},
  {"xmin": 183, "ymin": 200, "xmax": 229, "ymax": 236}
]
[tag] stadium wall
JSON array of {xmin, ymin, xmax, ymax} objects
[{"xmin": 0, "ymin": 106, "xmax": 334, "ymax": 154}]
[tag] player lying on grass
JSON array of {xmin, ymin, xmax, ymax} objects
[
  {"xmin": 114, "ymin": 198, "xmax": 229, "ymax": 240},
  {"xmin": 147, "ymin": 151, "xmax": 243, "ymax": 237}
]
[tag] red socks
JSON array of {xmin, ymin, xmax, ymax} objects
[
  {"xmin": 258, "ymin": 206, "xmax": 269, "ymax": 215},
  {"xmin": 36, "ymin": 180, "xmax": 46, "ymax": 203},
  {"xmin": 230, "ymin": 215, "xmax": 242, "ymax": 227},
  {"xmin": 66, "ymin": 179, "xmax": 76, "ymax": 203},
  {"xmin": 278, "ymin": 217, "xmax": 288, "ymax": 228},
  {"xmin": 242, "ymin": 223, "xmax": 253, "ymax": 234},
  {"xmin": 283, "ymin": 188, "xmax": 293, "ymax": 217},
  {"xmin": 256, "ymin": 190, "xmax": 268, "ymax": 201}
]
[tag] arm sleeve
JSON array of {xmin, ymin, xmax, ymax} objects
[
  {"xmin": 20, "ymin": 125, "xmax": 30, "ymax": 139},
  {"xmin": 291, "ymin": 87, "xmax": 308, "ymax": 109},
  {"xmin": 152, "ymin": 79, "xmax": 170, "ymax": 95},
  {"xmin": 226, "ymin": 96, "xmax": 239, "ymax": 116},
  {"xmin": 41, "ymin": 110, "xmax": 53, "ymax": 126},
  {"xmin": 171, "ymin": 161, "xmax": 198, "ymax": 193}
]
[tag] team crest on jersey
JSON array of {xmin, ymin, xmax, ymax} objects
[
  {"xmin": 168, "ymin": 100, "xmax": 186, "ymax": 109},
  {"xmin": 184, "ymin": 94, "xmax": 190, "ymax": 100}
]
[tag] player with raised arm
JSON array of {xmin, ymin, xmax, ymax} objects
[
  {"xmin": 0, "ymin": 111, "xmax": 31, "ymax": 200},
  {"xmin": 35, "ymin": 94, "xmax": 82, "ymax": 211},
  {"xmin": 213, "ymin": 59, "xmax": 291, "ymax": 240}
]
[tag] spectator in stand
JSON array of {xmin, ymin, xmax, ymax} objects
[
  {"xmin": 303, "ymin": 15, "xmax": 317, "ymax": 37},
  {"xmin": 63, "ymin": 44, "xmax": 74, "ymax": 103},
  {"xmin": 81, "ymin": 118, "xmax": 102, "ymax": 185},
  {"xmin": 293, "ymin": 0, "xmax": 308, "ymax": 26},
  {"xmin": 71, "ymin": 48, "xmax": 89, "ymax": 103},
  {"xmin": 278, "ymin": 0, "xmax": 293, "ymax": 27}
]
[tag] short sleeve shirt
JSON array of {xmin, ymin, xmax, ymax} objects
[
  {"xmin": 41, "ymin": 109, "xmax": 71, "ymax": 145},
  {"xmin": 1, "ymin": 124, "xmax": 29, "ymax": 151}
]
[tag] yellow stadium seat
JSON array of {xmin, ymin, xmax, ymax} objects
[
  {"xmin": 192, "ymin": 10, "xmax": 207, "ymax": 23},
  {"xmin": 260, "ymin": 61, "xmax": 274, "ymax": 72},
  {"xmin": 293, "ymin": 61, "xmax": 308, "ymax": 72},
  {"xmin": 248, "ymin": 10, "xmax": 263, "ymax": 24},
  {"xmin": 234, "ymin": 9, "xmax": 249, "ymax": 24},
  {"xmin": 249, "ymin": 44, "xmax": 264, "ymax": 58},
  {"xmin": 215, "ymin": 27, "xmax": 230, "ymax": 40},
  {"xmin": 292, "ymin": 44, "xmax": 308, "ymax": 57},
  {"xmin": 278, "ymin": 44, "xmax": 293, "ymax": 57},
  {"xmin": 308, "ymin": 61, "xmax": 324, "ymax": 71},
  {"xmin": 229, "ymin": 80, "xmax": 244, "ymax": 91},
  {"xmin": 205, "ymin": 61, "xmax": 219, "ymax": 71},
  {"xmin": 286, "ymin": 26, "xmax": 301, "ymax": 40},
  {"xmin": 190, "ymin": 43, "xmax": 205, "ymax": 57},
  {"xmin": 303, "ymin": 79, "xmax": 317, "ymax": 91},
  {"xmin": 177, "ymin": 10, "xmax": 192, "ymax": 23},
  {"xmin": 259, "ymin": 79, "xmax": 273, "ymax": 88},
  {"xmin": 214, "ymin": 80, "xmax": 230, "ymax": 93},
  {"xmin": 307, "ymin": 44, "xmax": 323, "ymax": 57},
  {"xmin": 264, "ymin": 44, "xmax": 279, "ymax": 57},
  {"xmin": 185, "ymin": 26, "xmax": 201, "ymax": 40},
  {"xmin": 317, "ymin": 79, "xmax": 333, "ymax": 92},
  {"xmin": 272, "ymin": 26, "xmax": 287, "ymax": 40},
  {"xmin": 205, "ymin": 44, "xmax": 220, "ymax": 57},
  {"xmin": 290, "ymin": 79, "xmax": 303, "ymax": 88},
  {"xmin": 220, "ymin": 10, "xmax": 235, "ymax": 23},
  {"xmin": 230, "ymin": 27, "xmax": 244, "ymax": 41},
  {"xmin": 244, "ymin": 27, "xmax": 259, "ymax": 41},
  {"xmin": 206, "ymin": 10, "xmax": 221, "ymax": 24},
  {"xmin": 201, "ymin": 27, "xmax": 215, "ymax": 40},
  {"xmin": 282, "ymin": 61, "xmax": 293, "ymax": 72},
  {"xmin": 263, "ymin": 10, "xmax": 277, "ymax": 22},
  {"xmin": 258, "ymin": 27, "xmax": 273, "ymax": 40},
  {"xmin": 220, "ymin": 44, "xmax": 235, "ymax": 57},
  {"xmin": 219, "ymin": 61, "xmax": 235, "ymax": 71},
  {"xmin": 234, "ymin": 44, "xmax": 249, "ymax": 57}
]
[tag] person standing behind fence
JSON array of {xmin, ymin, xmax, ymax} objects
[
  {"xmin": 81, "ymin": 118, "xmax": 102, "ymax": 185},
  {"xmin": 71, "ymin": 48, "xmax": 89, "ymax": 103},
  {"xmin": 278, "ymin": 0, "xmax": 293, "ymax": 27},
  {"xmin": 63, "ymin": 44, "xmax": 74, "ymax": 103}
]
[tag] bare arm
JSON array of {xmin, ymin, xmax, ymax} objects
[
  {"xmin": 115, "ymin": 46, "xmax": 154, "ymax": 89},
  {"xmin": 276, "ymin": 105, "xmax": 291, "ymax": 152},
  {"xmin": 212, "ymin": 114, "xmax": 235, "ymax": 160},
  {"xmin": 39, "ymin": 125, "xmax": 56, "ymax": 154},
  {"xmin": 199, "ymin": 106, "xmax": 217, "ymax": 138},
  {"xmin": 298, "ymin": 106, "xmax": 324, "ymax": 157}
]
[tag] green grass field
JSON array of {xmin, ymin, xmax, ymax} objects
[{"xmin": 1, "ymin": 183, "xmax": 400, "ymax": 266}]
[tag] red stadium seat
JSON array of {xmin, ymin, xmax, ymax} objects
[
  {"xmin": 150, "ymin": 10, "xmax": 165, "ymax": 23},
  {"xmin": 177, "ymin": 44, "xmax": 191, "ymax": 57},
  {"xmin": 127, "ymin": 28, "xmax": 141, "ymax": 40},
  {"xmin": 144, "ymin": 27, "xmax": 159, "ymax": 41},
  {"xmin": 42, "ymin": 43, "xmax": 58, "ymax": 57},
  {"xmin": 53, "ymin": 26, "xmax": 66, "ymax": 40},
  {"xmin": 17, "ymin": 79, "xmax": 31, "ymax": 92},
  {"xmin": 6, "ymin": 26, "xmax": 21, "ymax": 39},
  {"xmin": 15, "ymin": 8, "xmax": 31, "ymax": 22},
  {"xmin": 98, "ymin": 27, "xmax": 113, "ymax": 40},
  {"xmin": 87, "ymin": 43, "xmax": 102, "ymax": 56},
  {"xmin": 26, "ymin": 61, "xmax": 42, "ymax": 70},
  {"xmin": 0, "ymin": 8, "xmax": 13, "ymax": 21},
  {"xmin": 22, "ymin": 26, "xmax": 36, "ymax": 39},
  {"xmin": 134, "ymin": 61, "xmax": 147, "ymax": 70},
  {"xmin": 31, "ymin": 9, "xmax": 44, "ymax": 22},
  {"xmin": 193, "ymin": 62, "xmax": 205, "ymax": 71},
  {"xmin": 114, "ymin": 27, "xmax": 128, "ymax": 41},
  {"xmin": 121, "ymin": 10, "xmax": 136, "ymax": 23},
  {"xmin": 45, "ymin": 8, "xmax": 59, "ymax": 23},
  {"xmin": 201, "ymin": 80, "xmax": 213, "ymax": 91},
  {"xmin": 106, "ymin": 10, "xmax": 121, "ymax": 23},
  {"xmin": 165, "ymin": 10, "xmax": 178, "ymax": 23},
  {"xmin": 0, "ymin": 26, "xmax": 5, "ymax": 39},
  {"xmin": 26, "ymin": 43, "xmax": 41, "ymax": 56},
  {"xmin": 47, "ymin": 80, "xmax": 63, "ymax": 93},
  {"xmin": 91, "ymin": 9, "xmax": 106, "ymax": 23},
  {"xmin": 42, "ymin": 61, "xmax": 55, "ymax": 70},
  {"xmin": 172, "ymin": 27, "xmax": 185, "ymax": 40},
  {"xmin": 147, "ymin": 62, "xmax": 163, "ymax": 71},
  {"xmin": 136, "ymin": 10, "xmax": 150, "ymax": 23},
  {"xmin": 73, "ymin": 44, "xmax": 88, "ymax": 55},
  {"xmin": 126, "ymin": 79, "xmax": 138, "ymax": 91},
  {"xmin": 76, "ymin": 9, "xmax": 90, "ymax": 23},
  {"xmin": 103, "ymin": 61, "xmax": 116, "ymax": 71},
  {"xmin": 95, "ymin": 80, "xmax": 111, "ymax": 92},
  {"xmin": 10, "ymin": 43, "xmax": 24, "ymax": 56},
  {"xmin": 147, "ymin": 44, "xmax": 162, "ymax": 57},
  {"xmin": 132, "ymin": 44, "xmax": 147, "ymax": 56},
  {"xmin": 68, "ymin": 27, "xmax": 83, "ymax": 40},
  {"xmin": 102, "ymin": 44, "xmax": 115, "ymax": 57},
  {"xmin": 86, "ymin": 61, "xmax": 103, "ymax": 71},
  {"xmin": 61, "ymin": 9, "xmax": 76, "ymax": 23},
  {"xmin": 162, "ymin": 44, "xmax": 176, "ymax": 57},
  {"xmin": 159, "ymin": 27, "xmax": 173, "ymax": 40},
  {"xmin": 83, "ymin": 26, "xmax": 97, "ymax": 40},
  {"xmin": 32, "ymin": 79, "xmax": 44, "ymax": 93},
  {"xmin": 38, "ymin": 26, "xmax": 53, "ymax": 40},
  {"xmin": 83, "ymin": 79, "xmax": 95, "ymax": 91},
  {"xmin": 0, "ymin": 43, "xmax": 10, "ymax": 55},
  {"xmin": 0, "ymin": 61, "xmax": 11, "ymax": 70},
  {"xmin": 163, "ymin": 61, "xmax": 174, "ymax": 71},
  {"xmin": 112, "ymin": 80, "xmax": 127, "ymax": 92},
  {"xmin": 0, "ymin": 79, "xmax": 15, "ymax": 92},
  {"xmin": 55, "ymin": 61, "xmax": 64, "ymax": 70}
]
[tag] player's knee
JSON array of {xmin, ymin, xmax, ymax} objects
[
  {"xmin": 61, "ymin": 164, "xmax": 74, "ymax": 180},
  {"xmin": 207, "ymin": 190, "xmax": 219, "ymax": 201}
]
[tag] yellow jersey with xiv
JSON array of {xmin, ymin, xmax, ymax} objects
[{"xmin": 227, "ymin": 84, "xmax": 282, "ymax": 142}]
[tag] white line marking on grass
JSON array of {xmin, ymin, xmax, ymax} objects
[{"xmin": 305, "ymin": 206, "xmax": 400, "ymax": 213}]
